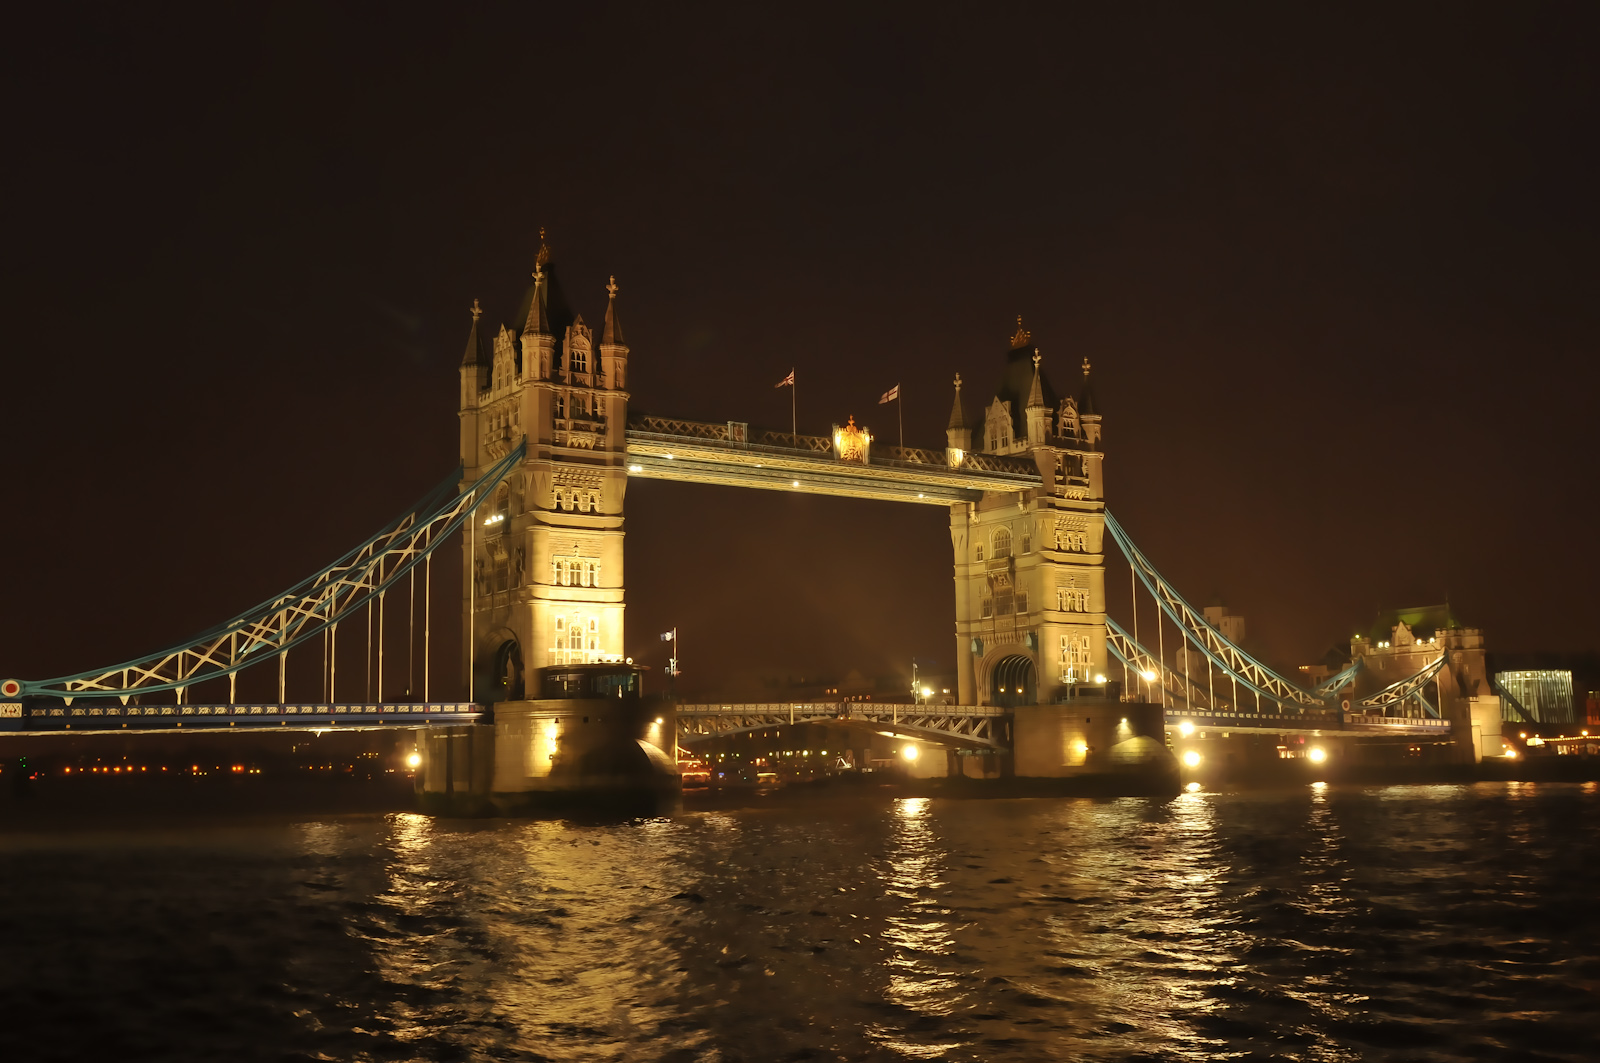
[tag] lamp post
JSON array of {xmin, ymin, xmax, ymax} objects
[{"xmin": 660, "ymin": 628, "xmax": 680, "ymax": 700}]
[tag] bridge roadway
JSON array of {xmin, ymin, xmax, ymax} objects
[
  {"xmin": 0, "ymin": 701, "xmax": 483, "ymax": 735},
  {"xmin": 624, "ymin": 416, "xmax": 1052, "ymax": 505},
  {"xmin": 673, "ymin": 701, "xmax": 1453, "ymax": 750},
  {"xmin": 2, "ymin": 699, "xmax": 1450, "ymax": 743}
]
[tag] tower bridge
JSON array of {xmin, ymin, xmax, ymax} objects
[{"xmin": 3, "ymin": 235, "xmax": 1509, "ymax": 801}]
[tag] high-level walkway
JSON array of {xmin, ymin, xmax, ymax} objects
[{"xmin": 625, "ymin": 416, "xmax": 1044, "ymax": 505}]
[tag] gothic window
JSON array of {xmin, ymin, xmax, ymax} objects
[
  {"xmin": 586, "ymin": 617, "xmax": 599, "ymax": 653},
  {"xmin": 981, "ymin": 596, "xmax": 994, "ymax": 619},
  {"xmin": 992, "ymin": 528, "xmax": 1012, "ymax": 559},
  {"xmin": 589, "ymin": 490, "xmax": 600, "ymax": 512},
  {"xmin": 994, "ymin": 591, "xmax": 1014, "ymax": 615},
  {"xmin": 555, "ymin": 394, "xmax": 566, "ymax": 418},
  {"xmin": 976, "ymin": 544, "xmax": 984, "ymax": 562},
  {"xmin": 1021, "ymin": 532, "xmax": 1031, "ymax": 554},
  {"xmin": 1016, "ymin": 591, "xmax": 1028, "ymax": 614},
  {"xmin": 1056, "ymin": 587, "xmax": 1091, "ymax": 612},
  {"xmin": 1060, "ymin": 634, "xmax": 1091, "ymax": 681},
  {"xmin": 571, "ymin": 345, "xmax": 588, "ymax": 374}
]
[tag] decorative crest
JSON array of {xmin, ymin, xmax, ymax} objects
[
  {"xmin": 1082, "ymin": 354, "xmax": 1092, "ymax": 377},
  {"xmin": 606, "ymin": 275, "xmax": 619, "ymax": 297},
  {"xmin": 1033, "ymin": 351, "xmax": 1041, "ymax": 369},
  {"xmin": 1010, "ymin": 315, "xmax": 1031, "ymax": 348},
  {"xmin": 470, "ymin": 298, "xmax": 482, "ymax": 321},
  {"xmin": 834, "ymin": 415, "xmax": 872, "ymax": 464},
  {"xmin": 953, "ymin": 372, "xmax": 962, "ymax": 392},
  {"xmin": 535, "ymin": 227, "xmax": 550, "ymax": 267}
]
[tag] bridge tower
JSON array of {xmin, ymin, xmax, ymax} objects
[
  {"xmin": 950, "ymin": 321, "xmax": 1108, "ymax": 707},
  {"xmin": 457, "ymin": 239, "xmax": 631, "ymax": 702}
]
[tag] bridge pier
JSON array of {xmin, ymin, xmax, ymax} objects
[
  {"xmin": 414, "ymin": 695, "xmax": 678, "ymax": 817},
  {"xmin": 1012, "ymin": 699, "xmax": 1176, "ymax": 788}
]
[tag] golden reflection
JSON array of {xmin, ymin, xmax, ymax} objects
[{"xmin": 875, "ymin": 795, "xmax": 964, "ymax": 1050}]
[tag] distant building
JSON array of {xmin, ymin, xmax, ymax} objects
[
  {"xmin": 1490, "ymin": 652, "xmax": 1600, "ymax": 726},
  {"xmin": 1203, "ymin": 604, "xmax": 1245, "ymax": 644}
]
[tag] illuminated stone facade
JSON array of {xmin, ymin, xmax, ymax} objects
[
  {"xmin": 948, "ymin": 322, "xmax": 1108, "ymax": 706},
  {"xmin": 458, "ymin": 242, "xmax": 629, "ymax": 701}
]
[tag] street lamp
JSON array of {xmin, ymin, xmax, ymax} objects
[{"xmin": 660, "ymin": 628, "xmax": 680, "ymax": 698}]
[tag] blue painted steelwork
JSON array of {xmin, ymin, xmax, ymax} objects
[
  {"xmin": 1490, "ymin": 676, "xmax": 1539, "ymax": 725},
  {"xmin": 1314, "ymin": 658, "xmax": 1363, "ymax": 694},
  {"xmin": 1358, "ymin": 654, "xmax": 1446, "ymax": 718},
  {"xmin": 11, "ymin": 442, "xmax": 526, "ymax": 702},
  {"xmin": 1103, "ymin": 511, "xmax": 1329, "ymax": 712},
  {"xmin": 0, "ymin": 701, "xmax": 484, "ymax": 735}
]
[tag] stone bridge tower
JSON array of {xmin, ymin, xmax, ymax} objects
[
  {"xmin": 457, "ymin": 239, "xmax": 630, "ymax": 703},
  {"xmin": 949, "ymin": 321, "xmax": 1107, "ymax": 707}
]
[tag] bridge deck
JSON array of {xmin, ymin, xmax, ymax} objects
[
  {"xmin": 676, "ymin": 701, "xmax": 1011, "ymax": 749},
  {"xmin": 625, "ymin": 418, "xmax": 1050, "ymax": 505},
  {"xmin": 0, "ymin": 702, "xmax": 484, "ymax": 736}
]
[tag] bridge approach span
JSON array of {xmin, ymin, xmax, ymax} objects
[
  {"xmin": 0, "ymin": 702, "xmax": 484, "ymax": 736},
  {"xmin": 675, "ymin": 701, "xmax": 1011, "ymax": 750}
]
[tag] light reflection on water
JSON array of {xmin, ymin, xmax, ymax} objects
[{"xmin": 4, "ymin": 783, "xmax": 1600, "ymax": 1062}]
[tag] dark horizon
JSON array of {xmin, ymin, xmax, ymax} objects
[{"xmin": 3, "ymin": 5, "xmax": 1596, "ymax": 699}]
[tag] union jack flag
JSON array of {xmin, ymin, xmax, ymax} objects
[{"xmin": 776, "ymin": 369, "xmax": 795, "ymax": 388}]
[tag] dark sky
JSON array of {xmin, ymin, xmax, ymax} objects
[{"xmin": 3, "ymin": 3, "xmax": 1596, "ymax": 700}]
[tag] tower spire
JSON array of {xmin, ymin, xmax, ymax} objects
[
  {"xmin": 947, "ymin": 372, "xmax": 968, "ymax": 431},
  {"xmin": 602, "ymin": 275, "xmax": 625, "ymax": 346},
  {"xmin": 461, "ymin": 298, "xmax": 488, "ymax": 367},
  {"xmin": 524, "ymin": 261, "xmax": 551, "ymax": 337},
  {"xmin": 1026, "ymin": 351, "xmax": 1045, "ymax": 408}
]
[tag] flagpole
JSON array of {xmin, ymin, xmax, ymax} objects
[
  {"xmin": 792, "ymin": 375, "xmax": 797, "ymax": 439},
  {"xmin": 898, "ymin": 388, "xmax": 903, "ymax": 450}
]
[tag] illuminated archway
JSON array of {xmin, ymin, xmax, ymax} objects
[{"xmin": 991, "ymin": 655, "xmax": 1036, "ymax": 708}]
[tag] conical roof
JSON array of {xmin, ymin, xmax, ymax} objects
[
  {"xmin": 1077, "ymin": 355, "xmax": 1099, "ymax": 416},
  {"xmin": 602, "ymin": 276, "xmax": 625, "ymax": 346},
  {"xmin": 1025, "ymin": 353, "xmax": 1046, "ymax": 408},
  {"xmin": 947, "ymin": 373, "xmax": 968, "ymax": 431},
  {"xmin": 460, "ymin": 299, "xmax": 488, "ymax": 367}
]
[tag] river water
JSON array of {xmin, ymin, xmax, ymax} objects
[{"xmin": 2, "ymin": 782, "xmax": 1597, "ymax": 1062}]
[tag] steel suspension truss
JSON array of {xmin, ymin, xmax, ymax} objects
[
  {"xmin": 14, "ymin": 442, "xmax": 527, "ymax": 702},
  {"xmin": 1314, "ymin": 658, "xmax": 1363, "ymax": 696},
  {"xmin": 1105, "ymin": 511, "xmax": 1450, "ymax": 722},
  {"xmin": 1356, "ymin": 654, "xmax": 1445, "ymax": 718},
  {"xmin": 1104, "ymin": 618, "xmax": 1216, "ymax": 713},
  {"xmin": 1103, "ymin": 511, "xmax": 1329, "ymax": 713}
]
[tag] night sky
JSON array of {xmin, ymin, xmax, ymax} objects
[{"xmin": 3, "ymin": 4, "xmax": 1596, "ymax": 700}]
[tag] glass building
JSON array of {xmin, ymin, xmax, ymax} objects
[{"xmin": 1497, "ymin": 670, "xmax": 1577, "ymax": 724}]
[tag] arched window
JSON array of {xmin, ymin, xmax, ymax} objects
[{"xmin": 992, "ymin": 528, "xmax": 1012, "ymax": 559}]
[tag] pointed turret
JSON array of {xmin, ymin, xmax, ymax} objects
[
  {"xmin": 1078, "ymin": 354, "xmax": 1102, "ymax": 445},
  {"xmin": 458, "ymin": 299, "xmax": 490, "ymax": 465},
  {"xmin": 945, "ymin": 373, "xmax": 972, "ymax": 465},
  {"xmin": 461, "ymin": 298, "xmax": 488, "ymax": 367},
  {"xmin": 523, "ymin": 263, "xmax": 552, "ymax": 339},
  {"xmin": 602, "ymin": 275, "xmax": 625, "ymax": 346},
  {"xmin": 520, "ymin": 258, "xmax": 557, "ymax": 382},
  {"xmin": 599, "ymin": 275, "xmax": 629, "ymax": 391},
  {"xmin": 1025, "ymin": 351, "xmax": 1051, "ymax": 443}
]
